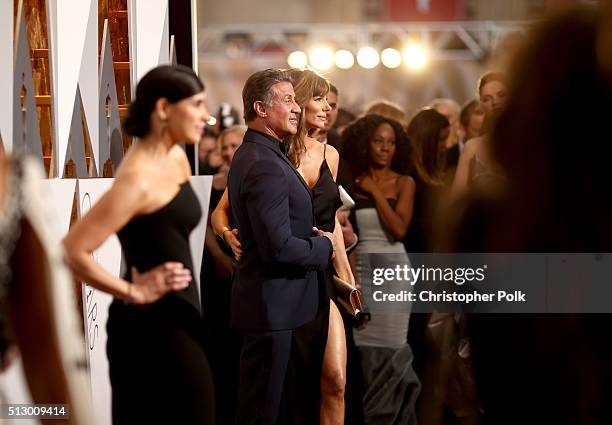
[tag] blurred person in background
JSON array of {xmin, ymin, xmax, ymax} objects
[
  {"xmin": 334, "ymin": 107, "xmax": 357, "ymax": 135},
  {"xmin": 215, "ymin": 102, "xmax": 242, "ymax": 133},
  {"xmin": 459, "ymin": 99, "xmax": 485, "ymax": 143},
  {"xmin": 315, "ymin": 84, "xmax": 341, "ymax": 149},
  {"xmin": 201, "ymin": 125, "xmax": 247, "ymax": 424},
  {"xmin": 365, "ymin": 100, "xmax": 408, "ymax": 128},
  {"xmin": 342, "ymin": 114, "xmax": 419, "ymax": 424},
  {"xmin": 404, "ymin": 108, "xmax": 482, "ymax": 425},
  {"xmin": 210, "ymin": 125, "xmax": 247, "ymax": 205},
  {"xmin": 449, "ymin": 5, "xmax": 612, "ymax": 424},
  {"xmin": 448, "ymin": 72, "xmax": 508, "ymax": 204},
  {"xmin": 198, "ymin": 126, "xmax": 222, "ymax": 175},
  {"xmin": 403, "ymin": 108, "xmax": 449, "ymax": 255},
  {"xmin": 428, "ymin": 98, "xmax": 463, "ymax": 180}
]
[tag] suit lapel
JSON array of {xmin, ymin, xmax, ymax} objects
[
  {"xmin": 245, "ymin": 130, "xmax": 313, "ymax": 202},
  {"xmin": 277, "ymin": 148, "xmax": 313, "ymax": 202}
]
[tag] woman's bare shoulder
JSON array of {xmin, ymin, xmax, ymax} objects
[
  {"xmin": 112, "ymin": 168, "xmax": 150, "ymax": 203},
  {"xmin": 324, "ymin": 143, "xmax": 339, "ymax": 163},
  {"xmin": 395, "ymin": 173, "xmax": 415, "ymax": 193},
  {"xmin": 169, "ymin": 144, "xmax": 192, "ymax": 179},
  {"xmin": 463, "ymin": 136, "xmax": 485, "ymax": 154},
  {"xmin": 397, "ymin": 173, "xmax": 415, "ymax": 186}
]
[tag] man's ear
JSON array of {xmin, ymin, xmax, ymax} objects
[
  {"xmin": 254, "ymin": 101, "xmax": 267, "ymax": 118},
  {"xmin": 155, "ymin": 97, "xmax": 170, "ymax": 121}
]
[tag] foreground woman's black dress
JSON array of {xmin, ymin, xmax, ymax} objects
[{"xmin": 107, "ymin": 181, "xmax": 215, "ymax": 424}]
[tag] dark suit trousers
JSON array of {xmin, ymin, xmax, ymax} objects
[
  {"xmin": 236, "ymin": 329, "xmax": 292, "ymax": 425},
  {"xmin": 235, "ymin": 310, "xmax": 329, "ymax": 425}
]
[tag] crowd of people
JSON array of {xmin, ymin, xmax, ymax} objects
[{"xmin": 2, "ymin": 3, "xmax": 612, "ymax": 425}]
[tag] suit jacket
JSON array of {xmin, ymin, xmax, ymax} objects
[{"xmin": 227, "ymin": 128, "xmax": 332, "ymax": 331}]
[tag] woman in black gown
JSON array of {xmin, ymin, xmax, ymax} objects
[
  {"xmin": 63, "ymin": 65, "xmax": 215, "ymax": 424},
  {"xmin": 212, "ymin": 69, "xmax": 356, "ymax": 424}
]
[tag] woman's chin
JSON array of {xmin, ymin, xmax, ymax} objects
[{"xmin": 307, "ymin": 123, "xmax": 325, "ymax": 130}]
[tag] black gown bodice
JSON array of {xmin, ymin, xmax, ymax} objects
[
  {"xmin": 116, "ymin": 181, "xmax": 202, "ymax": 314},
  {"xmin": 312, "ymin": 152, "xmax": 342, "ymax": 233},
  {"xmin": 311, "ymin": 149, "xmax": 343, "ymax": 305}
]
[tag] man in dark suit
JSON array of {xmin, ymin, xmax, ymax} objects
[{"xmin": 227, "ymin": 68, "xmax": 336, "ymax": 424}]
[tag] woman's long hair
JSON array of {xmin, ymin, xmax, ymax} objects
[
  {"xmin": 406, "ymin": 108, "xmax": 449, "ymax": 186},
  {"xmin": 286, "ymin": 68, "xmax": 330, "ymax": 168}
]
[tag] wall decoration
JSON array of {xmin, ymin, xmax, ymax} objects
[
  {"xmin": 13, "ymin": 1, "xmax": 44, "ymax": 163},
  {"xmin": 99, "ymin": 19, "xmax": 124, "ymax": 177}
]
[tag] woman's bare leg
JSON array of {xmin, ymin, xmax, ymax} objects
[{"xmin": 320, "ymin": 301, "xmax": 347, "ymax": 425}]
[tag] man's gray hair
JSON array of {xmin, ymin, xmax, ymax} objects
[
  {"xmin": 242, "ymin": 68, "xmax": 292, "ymax": 122},
  {"xmin": 428, "ymin": 98, "xmax": 461, "ymax": 116}
]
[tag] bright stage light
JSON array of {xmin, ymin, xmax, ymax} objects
[
  {"xmin": 381, "ymin": 48, "xmax": 402, "ymax": 69},
  {"xmin": 309, "ymin": 47, "xmax": 334, "ymax": 70},
  {"xmin": 287, "ymin": 50, "xmax": 308, "ymax": 68},
  {"xmin": 334, "ymin": 50, "xmax": 354, "ymax": 69},
  {"xmin": 403, "ymin": 44, "xmax": 427, "ymax": 70},
  {"xmin": 356, "ymin": 47, "xmax": 379, "ymax": 69}
]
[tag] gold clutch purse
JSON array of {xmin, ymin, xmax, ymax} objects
[{"xmin": 333, "ymin": 275, "xmax": 364, "ymax": 316}]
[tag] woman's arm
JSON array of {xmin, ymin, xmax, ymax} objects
[
  {"xmin": 63, "ymin": 175, "xmax": 192, "ymax": 304},
  {"xmin": 332, "ymin": 215, "xmax": 355, "ymax": 285},
  {"xmin": 204, "ymin": 222, "xmax": 233, "ymax": 279},
  {"xmin": 211, "ymin": 189, "xmax": 231, "ymax": 236},
  {"xmin": 448, "ymin": 137, "xmax": 478, "ymax": 205},
  {"xmin": 357, "ymin": 174, "xmax": 415, "ymax": 240},
  {"xmin": 211, "ymin": 189, "xmax": 242, "ymax": 260},
  {"xmin": 327, "ymin": 146, "xmax": 355, "ymax": 284}
]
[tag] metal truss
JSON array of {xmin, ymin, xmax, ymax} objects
[{"xmin": 198, "ymin": 20, "xmax": 532, "ymax": 62}]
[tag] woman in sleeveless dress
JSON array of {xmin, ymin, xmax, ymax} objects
[
  {"xmin": 212, "ymin": 68, "xmax": 355, "ymax": 424},
  {"xmin": 449, "ymin": 72, "xmax": 508, "ymax": 203},
  {"xmin": 341, "ymin": 114, "xmax": 420, "ymax": 424},
  {"xmin": 63, "ymin": 65, "xmax": 215, "ymax": 424}
]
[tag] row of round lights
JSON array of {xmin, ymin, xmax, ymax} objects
[{"xmin": 287, "ymin": 45, "xmax": 427, "ymax": 71}]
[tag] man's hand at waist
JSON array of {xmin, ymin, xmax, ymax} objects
[{"xmin": 312, "ymin": 227, "xmax": 337, "ymax": 261}]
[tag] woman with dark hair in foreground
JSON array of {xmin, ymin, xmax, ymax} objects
[{"xmin": 63, "ymin": 65, "xmax": 215, "ymax": 424}]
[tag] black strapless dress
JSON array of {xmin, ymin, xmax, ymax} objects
[{"xmin": 107, "ymin": 181, "xmax": 215, "ymax": 424}]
